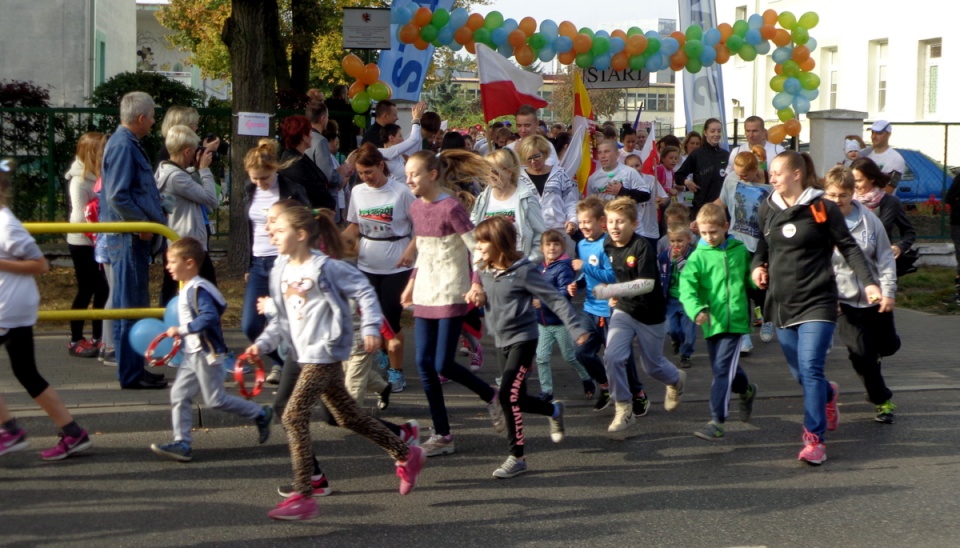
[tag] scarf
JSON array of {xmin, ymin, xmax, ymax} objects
[{"xmin": 854, "ymin": 186, "xmax": 884, "ymax": 211}]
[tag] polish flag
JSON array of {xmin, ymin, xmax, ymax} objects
[{"xmin": 476, "ymin": 43, "xmax": 548, "ymax": 122}]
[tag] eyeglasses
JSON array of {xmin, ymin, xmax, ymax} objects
[
  {"xmin": 525, "ymin": 153, "xmax": 543, "ymax": 163},
  {"xmin": 824, "ymin": 192, "xmax": 852, "ymax": 200}
]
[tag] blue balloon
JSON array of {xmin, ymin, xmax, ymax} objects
[
  {"xmin": 540, "ymin": 19, "xmax": 559, "ymax": 39},
  {"xmin": 609, "ymin": 37, "xmax": 625, "ymax": 55},
  {"xmin": 449, "ymin": 8, "xmax": 469, "ymax": 29},
  {"xmin": 392, "ymin": 4, "xmax": 414, "ymax": 25},
  {"xmin": 502, "ymin": 18, "xmax": 518, "ymax": 33},
  {"xmin": 772, "ymin": 46, "xmax": 793, "ymax": 64},
  {"xmin": 800, "ymin": 88, "xmax": 820, "ymax": 100},
  {"xmin": 553, "ymin": 35, "xmax": 573, "ymax": 53},
  {"xmin": 491, "ymin": 27, "xmax": 508, "ymax": 47},
  {"xmin": 538, "ymin": 46, "xmax": 556, "ymax": 62},
  {"xmin": 745, "ymin": 29, "xmax": 762, "ymax": 46},
  {"xmin": 594, "ymin": 53, "xmax": 611, "ymax": 70},
  {"xmin": 661, "ymin": 37, "xmax": 680, "ymax": 55},
  {"xmin": 645, "ymin": 30, "xmax": 660, "ymax": 40},
  {"xmin": 497, "ymin": 43, "xmax": 514, "ymax": 58},
  {"xmin": 748, "ymin": 13, "xmax": 764, "ymax": 29},
  {"xmin": 793, "ymin": 95, "xmax": 811, "ymax": 115},
  {"xmin": 703, "ymin": 28, "xmax": 722, "ymax": 47},
  {"xmin": 449, "ymin": 41, "xmax": 463, "ymax": 52},
  {"xmin": 755, "ymin": 40, "xmax": 771, "ymax": 55},
  {"xmin": 783, "ymin": 77, "xmax": 802, "ymax": 95},
  {"xmin": 163, "ymin": 296, "xmax": 179, "ymax": 327},
  {"xmin": 438, "ymin": 26, "xmax": 454, "ymax": 45},
  {"xmin": 699, "ymin": 46, "xmax": 717, "ymax": 65},
  {"xmin": 806, "ymin": 37, "xmax": 818, "ymax": 52},
  {"xmin": 773, "ymin": 92, "xmax": 794, "ymax": 110},
  {"xmin": 130, "ymin": 318, "xmax": 165, "ymax": 357},
  {"xmin": 644, "ymin": 53, "xmax": 662, "ymax": 72},
  {"xmin": 595, "ymin": 30, "xmax": 610, "ymax": 38}
]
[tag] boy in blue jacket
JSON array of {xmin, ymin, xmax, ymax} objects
[
  {"xmin": 151, "ymin": 237, "xmax": 273, "ymax": 462},
  {"xmin": 658, "ymin": 223, "xmax": 697, "ymax": 367}
]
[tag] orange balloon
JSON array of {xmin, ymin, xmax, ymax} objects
[
  {"xmin": 717, "ymin": 23, "xmax": 733, "ymax": 42},
  {"xmin": 413, "ymin": 7, "xmax": 433, "ymax": 27},
  {"xmin": 669, "ymin": 51, "xmax": 688, "ymax": 71},
  {"xmin": 454, "ymin": 26, "xmax": 473, "ymax": 45},
  {"xmin": 464, "ymin": 40, "xmax": 477, "ymax": 54},
  {"xmin": 519, "ymin": 17, "xmax": 537, "ymax": 37},
  {"xmin": 413, "ymin": 37, "xmax": 429, "ymax": 50},
  {"xmin": 361, "ymin": 63, "xmax": 380, "ymax": 85},
  {"xmin": 792, "ymin": 45, "xmax": 811, "ymax": 63},
  {"xmin": 611, "ymin": 29, "xmax": 627, "ymax": 40},
  {"xmin": 762, "ymin": 9, "xmax": 779, "ymax": 25},
  {"xmin": 670, "ymin": 31, "xmax": 686, "ymax": 47},
  {"xmin": 784, "ymin": 119, "xmax": 802, "ymax": 137},
  {"xmin": 558, "ymin": 21, "xmax": 577, "ymax": 38},
  {"xmin": 399, "ymin": 23, "xmax": 420, "ymax": 44},
  {"xmin": 573, "ymin": 33, "xmax": 593, "ymax": 54},
  {"xmin": 772, "ymin": 29, "xmax": 791, "ymax": 47},
  {"xmin": 767, "ymin": 124, "xmax": 787, "ymax": 144},
  {"xmin": 558, "ymin": 51, "xmax": 576, "ymax": 65},
  {"xmin": 515, "ymin": 45, "xmax": 535, "ymax": 66},
  {"xmin": 774, "ymin": 63, "xmax": 783, "ymax": 75},
  {"xmin": 760, "ymin": 24, "xmax": 777, "ymax": 41},
  {"xmin": 625, "ymin": 34, "xmax": 648, "ymax": 55},
  {"xmin": 611, "ymin": 52, "xmax": 629, "ymax": 71},
  {"xmin": 466, "ymin": 13, "xmax": 484, "ymax": 31},
  {"xmin": 715, "ymin": 44, "xmax": 731, "ymax": 64},
  {"xmin": 799, "ymin": 58, "xmax": 816, "ymax": 72},
  {"xmin": 508, "ymin": 29, "xmax": 527, "ymax": 49},
  {"xmin": 347, "ymin": 81, "xmax": 365, "ymax": 99},
  {"xmin": 342, "ymin": 54, "xmax": 364, "ymax": 78}
]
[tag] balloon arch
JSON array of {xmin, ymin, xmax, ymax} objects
[{"xmin": 342, "ymin": 7, "xmax": 821, "ymax": 143}]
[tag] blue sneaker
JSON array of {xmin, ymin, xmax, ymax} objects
[
  {"xmin": 150, "ymin": 440, "xmax": 192, "ymax": 462},
  {"xmin": 255, "ymin": 406, "xmax": 273, "ymax": 444},
  {"xmin": 377, "ymin": 350, "xmax": 390, "ymax": 370},
  {"xmin": 388, "ymin": 369, "xmax": 406, "ymax": 393}
]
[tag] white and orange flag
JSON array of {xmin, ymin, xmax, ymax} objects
[{"xmin": 476, "ymin": 43, "xmax": 548, "ymax": 122}]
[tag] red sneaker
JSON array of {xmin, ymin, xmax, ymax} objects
[
  {"xmin": 396, "ymin": 445, "xmax": 425, "ymax": 495},
  {"xmin": 267, "ymin": 493, "xmax": 319, "ymax": 521},
  {"xmin": 825, "ymin": 381, "xmax": 840, "ymax": 431},
  {"xmin": 798, "ymin": 428, "xmax": 826, "ymax": 465}
]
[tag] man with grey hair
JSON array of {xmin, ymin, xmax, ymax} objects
[
  {"xmin": 100, "ymin": 91, "xmax": 168, "ymax": 389},
  {"xmin": 728, "ymin": 115, "xmax": 784, "ymax": 166}
]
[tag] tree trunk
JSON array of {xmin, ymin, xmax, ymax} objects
[
  {"xmin": 289, "ymin": 0, "xmax": 319, "ymax": 94},
  {"xmin": 222, "ymin": 0, "xmax": 280, "ymax": 277}
]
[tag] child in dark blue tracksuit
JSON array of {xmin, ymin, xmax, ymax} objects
[
  {"xmin": 534, "ymin": 230, "xmax": 592, "ymax": 401},
  {"xmin": 659, "ymin": 223, "xmax": 697, "ymax": 367}
]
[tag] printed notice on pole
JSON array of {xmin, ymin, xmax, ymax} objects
[
  {"xmin": 238, "ymin": 112, "xmax": 271, "ymax": 137},
  {"xmin": 343, "ymin": 8, "xmax": 392, "ymax": 50}
]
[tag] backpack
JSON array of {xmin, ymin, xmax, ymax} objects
[{"xmin": 83, "ymin": 177, "xmax": 101, "ymax": 241}]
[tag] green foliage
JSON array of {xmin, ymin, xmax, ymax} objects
[{"xmin": 89, "ymin": 71, "xmax": 208, "ymax": 109}]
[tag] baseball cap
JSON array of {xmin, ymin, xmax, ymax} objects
[{"xmin": 869, "ymin": 120, "xmax": 892, "ymax": 133}]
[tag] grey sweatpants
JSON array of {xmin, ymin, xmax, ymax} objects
[{"xmin": 603, "ymin": 310, "xmax": 681, "ymax": 402}]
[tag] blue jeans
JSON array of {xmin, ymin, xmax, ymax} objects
[
  {"xmin": 665, "ymin": 296, "xmax": 697, "ymax": 357},
  {"xmin": 535, "ymin": 324, "xmax": 590, "ymax": 396},
  {"xmin": 776, "ymin": 321, "xmax": 836, "ymax": 441},
  {"xmin": 111, "ymin": 234, "xmax": 151, "ymax": 387},
  {"xmin": 241, "ymin": 256, "xmax": 282, "ymax": 366},
  {"xmin": 706, "ymin": 334, "xmax": 749, "ymax": 423},
  {"xmin": 414, "ymin": 316, "xmax": 495, "ymax": 436}
]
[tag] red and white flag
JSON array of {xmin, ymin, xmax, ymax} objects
[{"xmin": 476, "ymin": 43, "xmax": 548, "ymax": 122}]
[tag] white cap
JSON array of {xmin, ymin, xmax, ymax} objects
[
  {"xmin": 869, "ymin": 120, "xmax": 892, "ymax": 133},
  {"xmin": 844, "ymin": 139, "xmax": 860, "ymax": 153}
]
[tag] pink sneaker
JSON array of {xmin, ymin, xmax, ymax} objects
[
  {"xmin": 40, "ymin": 430, "xmax": 92, "ymax": 461},
  {"xmin": 0, "ymin": 429, "xmax": 29, "ymax": 456},
  {"xmin": 438, "ymin": 374, "xmax": 451, "ymax": 384},
  {"xmin": 400, "ymin": 420, "xmax": 420, "ymax": 447},
  {"xmin": 798, "ymin": 428, "xmax": 827, "ymax": 465},
  {"xmin": 825, "ymin": 381, "xmax": 840, "ymax": 431},
  {"xmin": 267, "ymin": 493, "xmax": 319, "ymax": 521},
  {"xmin": 396, "ymin": 445, "xmax": 425, "ymax": 495},
  {"xmin": 469, "ymin": 344, "xmax": 483, "ymax": 372}
]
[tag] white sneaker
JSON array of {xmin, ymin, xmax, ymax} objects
[
  {"xmin": 664, "ymin": 369, "xmax": 686, "ymax": 412},
  {"xmin": 760, "ymin": 322, "xmax": 775, "ymax": 342},
  {"xmin": 607, "ymin": 401, "xmax": 636, "ymax": 433},
  {"xmin": 740, "ymin": 335, "xmax": 754, "ymax": 354},
  {"xmin": 421, "ymin": 432, "xmax": 456, "ymax": 457}
]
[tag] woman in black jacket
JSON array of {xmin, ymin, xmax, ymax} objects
[
  {"xmin": 849, "ymin": 157, "xmax": 916, "ymax": 260},
  {"xmin": 752, "ymin": 151, "xmax": 881, "ymax": 466},
  {"xmin": 674, "ymin": 118, "xmax": 728, "ymax": 214},
  {"xmin": 279, "ymin": 115, "xmax": 336, "ymax": 211}
]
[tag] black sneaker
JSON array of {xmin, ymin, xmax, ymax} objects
[
  {"xmin": 593, "ymin": 389, "xmax": 611, "ymax": 411},
  {"xmin": 582, "ymin": 379, "xmax": 596, "ymax": 399},
  {"xmin": 679, "ymin": 355, "xmax": 692, "ymax": 368},
  {"xmin": 378, "ymin": 383, "xmax": 392, "ymax": 411},
  {"xmin": 255, "ymin": 406, "xmax": 273, "ymax": 444},
  {"xmin": 278, "ymin": 473, "xmax": 332, "ymax": 498},
  {"xmin": 739, "ymin": 383, "xmax": 757, "ymax": 422},
  {"xmin": 632, "ymin": 393, "xmax": 650, "ymax": 417},
  {"xmin": 671, "ymin": 340, "xmax": 681, "ymax": 355}
]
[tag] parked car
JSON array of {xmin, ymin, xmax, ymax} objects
[{"xmin": 891, "ymin": 148, "xmax": 956, "ymax": 204}]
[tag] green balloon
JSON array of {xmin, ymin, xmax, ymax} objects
[
  {"xmin": 770, "ymin": 74, "xmax": 787, "ymax": 92},
  {"xmin": 798, "ymin": 12, "xmax": 820, "ymax": 30},
  {"xmin": 683, "ymin": 39, "xmax": 703, "ymax": 58},
  {"xmin": 799, "ymin": 72, "xmax": 821, "ymax": 90},
  {"xmin": 578, "ymin": 27, "xmax": 594, "ymax": 38},
  {"xmin": 368, "ymin": 82, "xmax": 389, "ymax": 101},
  {"xmin": 646, "ymin": 37, "xmax": 661, "ymax": 55},
  {"xmin": 778, "ymin": 108, "xmax": 795, "ymax": 122},
  {"xmin": 420, "ymin": 24, "xmax": 439, "ymax": 43},
  {"xmin": 353, "ymin": 114, "xmax": 367, "ymax": 129},
  {"xmin": 351, "ymin": 92, "xmax": 371, "ymax": 114},
  {"xmin": 591, "ymin": 35, "xmax": 610, "ymax": 55},
  {"xmin": 431, "ymin": 8, "xmax": 450, "ymax": 28},
  {"xmin": 483, "ymin": 11, "xmax": 503, "ymax": 31},
  {"xmin": 628, "ymin": 54, "xmax": 645, "ymax": 71},
  {"xmin": 732, "ymin": 20, "xmax": 749, "ymax": 37},
  {"xmin": 529, "ymin": 33, "xmax": 548, "ymax": 50},
  {"xmin": 685, "ymin": 25, "xmax": 703, "ymax": 41},
  {"xmin": 686, "ymin": 57, "xmax": 703, "ymax": 73},
  {"xmin": 575, "ymin": 52, "xmax": 594, "ymax": 68},
  {"xmin": 791, "ymin": 26, "xmax": 809, "ymax": 45},
  {"xmin": 778, "ymin": 11, "xmax": 797, "ymax": 30},
  {"xmin": 739, "ymin": 44, "xmax": 757, "ymax": 61},
  {"xmin": 627, "ymin": 26, "xmax": 643, "ymax": 37},
  {"xmin": 473, "ymin": 27, "xmax": 491, "ymax": 45},
  {"xmin": 726, "ymin": 35, "xmax": 744, "ymax": 53},
  {"xmin": 782, "ymin": 60, "xmax": 800, "ymax": 78}
]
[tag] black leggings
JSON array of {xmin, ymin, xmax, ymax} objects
[
  {"xmin": 498, "ymin": 340, "xmax": 554, "ymax": 458},
  {"xmin": 1, "ymin": 326, "xmax": 49, "ymax": 398},
  {"xmin": 363, "ymin": 270, "xmax": 411, "ymax": 333},
  {"xmin": 68, "ymin": 244, "xmax": 109, "ymax": 342}
]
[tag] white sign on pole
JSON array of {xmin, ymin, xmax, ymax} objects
[
  {"xmin": 343, "ymin": 8, "xmax": 392, "ymax": 50},
  {"xmin": 582, "ymin": 68, "xmax": 651, "ymax": 90},
  {"xmin": 237, "ymin": 112, "xmax": 271, "ymax": 137}
]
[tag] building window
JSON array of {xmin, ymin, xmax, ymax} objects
[
  {"xmin": 869, "ymin": 40, "xmax": 888, "ymax": 113},
  {"xmin": 822, "ymin": 47, "xmax": 838, "ymax": 109},
  {"xmin": 921, "ymin": 39, "xmax": 940, "ymax": 118},
  {"xmin": 735, "ymin": 6, "xmax": 747, "ymax": 21},
  {"xmin": 95, "ymin": 30, "xmax": 107, "ymax": 86}
]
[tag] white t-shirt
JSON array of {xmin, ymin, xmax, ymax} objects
[
  {"xmin": 586, "ymin": 164, "xmax": 644, "ymax": 203},
  {"xmin": 867, "ymin": 147, "xmax": 907, "ymax": 186},
  {"xmin": 347, "ymin": 179, "xmax": 416, "ymax": 275},
  {"xmin": 617, "ymin": 148, "xmax": 641, "ymax": 164},
  {"xmin": 508, "ymin": 139, "xmax": 559, "ymax": 166},
  {"xmin": 484, "ymin": 191, "xmax": 522, "ymax": 251},
  {"xmin": 718, "ymin": 173, "xmax": 773, "ymax": 253},
  {"xmin": 249, "ymin": 185, "xmax": 280, "ymax": 257},
  {"xmin": 280, "ymin": 261, "xmax": 320, "ymax": 346},
  {"xmin": 0, "ymin": 207, "xmax": 42, "ymax": 328},
  {"xmin": 636, "ymin": 174, "xmax": 667, "ymax": 239},
  {"xmin": 728, "ymin": 141, "xmax": 785, "ymax": 168}
]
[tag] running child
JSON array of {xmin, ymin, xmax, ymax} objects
[
  {"xmin": 678, "ymin": 204, "xmax": 758, "ymax": 441},
  {"xmin": 150, "ymin": 237, "xmax": 273, "ymax": 462},
  {"xmin": 249, "ymin": 206, "xmax": 424, "ymax": 520},
  {"xmin": 658, "ymin": 223, "xmax": 697, "ymax": 367},
  {"xmin": 623, "ymin": 153, "xmax": 669, "ymax": 247},
  {"xmin": 464, "ymin": 216, "xmax": 588, "ymax": 479}
]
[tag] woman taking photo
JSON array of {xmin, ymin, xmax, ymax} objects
[
  {"xmin": 752, "ymin": 151, "xmax": 881, "ymax": 465},
  {"xmin": 675, "ymin": 119, "xmax": 728, "ymax": 214},
  {"xmin": 279, "ymin": 115, "xmax": 336, "ymax": 211}
]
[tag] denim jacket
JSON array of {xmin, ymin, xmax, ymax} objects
[{"xmin": 100, "ymin": 126, "xmax": 166, "ymax": 225}]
